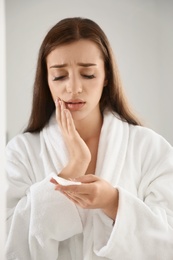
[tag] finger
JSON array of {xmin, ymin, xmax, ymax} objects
[
  {"xmin": 65, "ymin": 109, "xmax": 79, "ymax": 137},
  {"xmin": 71, "ymin": 193, "xmax": 91, "ymax": 206},
  {"xmin": 59, "ymin": 182, "xmax": 92, "ymax": 195},
  {"xmin": 64, "ymin": 191, "xmax": 88, "ymax": 207},
  {"xmin": 50, "ymin": 179, "xmax": 63, "ymax": 191},
  {"xmin": 60, "ymin": 100, "xmax": 68, "ymax": 131},
  {"xmin": 50, "ymin": 178, "xmax": 58, "ymax": 185},
  {"xmin": 74, "ymin": 174, "xmax": 99, "ymax": 183},
  {"xmin": 55, "ymin": 98, "xmax": 62, "ymax": 126},
  {"xmin": 65, "ymin": 191, "xmax": 98, "ymax": 209}
]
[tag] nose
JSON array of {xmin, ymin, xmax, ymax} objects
[{"xmin": 66, "ymin": 76, "xmax": 82, "ymax": 94}]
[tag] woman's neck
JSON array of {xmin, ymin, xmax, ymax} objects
[{"xmin": 74, "ymin": 111, "xmax": 103, "ymax": 142}]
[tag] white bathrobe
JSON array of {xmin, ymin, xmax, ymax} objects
[{"xmin": 6, "ymin": 111, "xmax": 173, "ymax": 260}]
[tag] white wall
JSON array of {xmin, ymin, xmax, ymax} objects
[
  {"xmin": 6, "ymin": 0, "xmax": 173, "ymax": 145},
  {"xmin": 0, "ymin": 0, "xmax": 6, "ymax": 258}
]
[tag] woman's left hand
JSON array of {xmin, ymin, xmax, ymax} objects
[{"xmin": 50, "ymin": 174, "xmax": 119, "ymax": 221}]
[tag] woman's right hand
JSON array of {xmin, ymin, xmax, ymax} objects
[{"xmin": 55, "ymin": 98, "xmax": 91, "ymax": 179}]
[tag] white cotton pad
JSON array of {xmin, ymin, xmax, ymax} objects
[{"xmin": 51, "ymin": 173, "xmax": 81, "ymax": 186}]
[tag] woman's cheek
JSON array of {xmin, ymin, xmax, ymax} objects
[{"xmin": 48, "ymin": 83, "xmax": 56, "ymax": 101}]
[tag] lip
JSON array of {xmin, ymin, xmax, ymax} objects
[{"xmin": 65, "ymin": 99, "xmax": 86, "ymax": 111}]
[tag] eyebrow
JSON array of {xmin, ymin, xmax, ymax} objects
[{"xmin": 49, "ymin": 63, "xmax": 97, "ymax": 69}]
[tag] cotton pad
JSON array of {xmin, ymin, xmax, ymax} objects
[{"xmin": 51, "ymin": 172, "xmax": 81, "ymax": 186}]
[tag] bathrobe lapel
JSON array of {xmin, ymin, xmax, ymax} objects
[{"xmin": 95, "ymin": 111, "xmax": 129, "ymax": 185}]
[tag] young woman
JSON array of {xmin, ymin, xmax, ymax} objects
[{"xmin": 6, "ymin": 17, "xmax": 173, "ymax": 260}]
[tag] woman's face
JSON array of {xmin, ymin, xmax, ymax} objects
[{"xmin": 47, "ymin": 39, "xmax": 107, "ymax": 122}]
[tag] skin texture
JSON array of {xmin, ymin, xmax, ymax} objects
[{"xmin": 48, "ymin": 39, "xmax": 118, "ymax": 221}]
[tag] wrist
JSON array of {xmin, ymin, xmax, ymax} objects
[{"xmin": 59, "ymin": 160, "xmax": 90, "ymax": 179}]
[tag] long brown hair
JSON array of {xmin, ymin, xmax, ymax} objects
[{"xmin": 25, "ymin": 17, "xmax": 141, "ymax": 133}]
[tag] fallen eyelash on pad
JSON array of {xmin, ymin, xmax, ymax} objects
[{"xmin": 51, "ymin": 172, "xmax": 81, "ymax": 186}]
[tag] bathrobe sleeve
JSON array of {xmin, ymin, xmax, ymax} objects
[
  {"xmin": 92, "ymin": 128, "xmax": 173, "ymax": 260},
  {"xmin": 6, "ymin": 136, "xmax": 83, "ymax": 260}
]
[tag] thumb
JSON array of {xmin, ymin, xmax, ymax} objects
[{"xmin": 73, "ymin": 174, "xmax": 99, "ymax": 183}]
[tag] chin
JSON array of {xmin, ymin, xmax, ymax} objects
[{"xmin": 70, "ymin": 110, "xmax": 90, "ymax": 122}]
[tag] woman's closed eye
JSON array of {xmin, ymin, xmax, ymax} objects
[
  {"xmin": 53, "ymin": 74, "xmax": 96, "ymax": 81},
  {"xmin": 53, "ymin": 75, "xmax": 66, "ymax": 81},
  {"xmin": 82, "ymin": 74, "xmax": 95, "ymax": 79}
]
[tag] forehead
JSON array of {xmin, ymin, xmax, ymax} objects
[{"xmin": 46, "ymin": 39, "xmax": 104, "ymax": 65}]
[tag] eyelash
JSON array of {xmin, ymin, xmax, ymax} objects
[
  {"xmin": 53, "ymin": 75, "xmax": 95, "ymax": 81},
  {"xmin": 83, "ymin": 74, "xmax": 95, "ymax": 79},
  {"xmin": 53, "ymin": 76, "xmax": 65, "ymax": 81}
]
